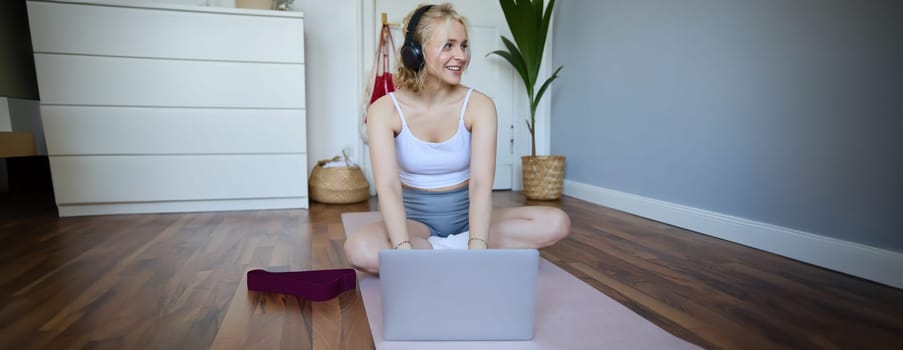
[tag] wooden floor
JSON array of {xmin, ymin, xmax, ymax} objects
[{"xmin": 1, "ymin": 191, "xmax": 901, "ymax": 349}]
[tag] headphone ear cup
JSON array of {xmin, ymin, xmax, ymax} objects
[
  {"xmin": 401, "ymin": 5, "xmax": 432, "ymax": 72},
  {"xmin": 401, "ymin": 42, "xmax": 424, "ymax": 71}
]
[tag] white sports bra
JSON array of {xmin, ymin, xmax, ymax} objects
[{"xmin": 390, "ymin": 89, "xmax": 474, "ymax": 189}]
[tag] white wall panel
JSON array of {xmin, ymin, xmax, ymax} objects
[
  {"xmin": 27, "ymin": 0, "xmax": 304, "ymax": 63},
  {"xmin": 34, "ymin": 54, "xmax": 305, "ymax": 108},
  {"xmin": 42, "ymin": 106, "xmax": 306, "ymax": 155},
  {"xmin": 51, "ymin": 154, "xmax": 308, "ymax": 204}
]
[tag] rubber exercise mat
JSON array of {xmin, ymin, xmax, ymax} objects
[{"xmin": 341, "ymin": 211, "xmax": 700, "ymax": 350}]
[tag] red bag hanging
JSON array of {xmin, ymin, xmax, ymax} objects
[
  {"xmin": 369, "ymin": 25, "xmax": 397, "ymax": 106},
  {"xmin": 361, "ymin": 24, "xmax": 397, "ymax": 144}
]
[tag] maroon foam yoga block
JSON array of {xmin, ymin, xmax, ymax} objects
[{"xmin": 247, "ymin": 268, "xmax": 356, "ymax": 301}]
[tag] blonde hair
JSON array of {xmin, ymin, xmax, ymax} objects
[{"xmin": 395, "ymin": 3, "xmax": 469, "ymax": 93}]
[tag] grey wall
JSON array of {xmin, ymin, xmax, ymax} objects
[
  {"xmin": 551, "ymin": 0, "xmax": 903, "ymax": 252},
  {"xmin": 1, "ymin": 0, "xmax": 40, "ymax": 100}
]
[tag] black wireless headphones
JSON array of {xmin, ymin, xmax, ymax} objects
[{"xmin": 400, "ymin": 5, "xmax": 434, "ymax": 72}]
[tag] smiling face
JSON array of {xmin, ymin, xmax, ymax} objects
[{"xmin": 422, "ymin": 18, "xmax": 470, "ymax": 87}]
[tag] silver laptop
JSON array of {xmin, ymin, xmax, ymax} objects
[{"xmin": 378, "ymin": 249, "xmax": 539, "ymax": 341}]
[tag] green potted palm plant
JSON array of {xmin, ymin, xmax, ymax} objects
[{"xmin": 489, "ymin": 0, "xmax": 564, "ymax": 200}]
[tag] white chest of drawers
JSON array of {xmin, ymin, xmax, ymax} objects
[{"xmin": 27, "ymin": 0, "xmax": 308, "ymax": 216}]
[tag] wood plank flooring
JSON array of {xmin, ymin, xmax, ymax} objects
[{"xmin": 1, "ymin": 191, "xmax": 901, "ymax": 349}]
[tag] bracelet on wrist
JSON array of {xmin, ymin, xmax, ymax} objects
[
  {"xmin": 468, "ymin": 237, "xmax": 488, "ymax": 247},
  {"xmin": 393, "ymin": 240, "xmax": 412, "ymax": 249}
]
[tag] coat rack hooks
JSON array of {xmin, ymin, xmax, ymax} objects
[{"xmin": 381, "ymin": 12, "xmax": 399, "ymax": 27}]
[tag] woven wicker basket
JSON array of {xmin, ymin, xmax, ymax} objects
[
  {"xmin": 309, "ymin": 157, "xmax": 370, "ymax": 204},
  {"xmin": 521, "ymin": 155, "xmax": 565, "ymax": 200}
]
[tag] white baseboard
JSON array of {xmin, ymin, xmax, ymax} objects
[
  {"xmin": 563, "ymin": 180, "xmax": 903, "ymax": 289},
  {"xmin": 58, "ymin": 197, "xmax": 309, "ymax": 217}
]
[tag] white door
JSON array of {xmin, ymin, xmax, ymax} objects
[{"xmin": 367, "ymin": 0, "xmax": 516, "ymax": 189}]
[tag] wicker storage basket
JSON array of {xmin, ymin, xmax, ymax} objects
[
  {"xmin": 309, "ymin": 157, "xmax": 370, "ymax": 204},
  {"xmin": 521, "ymin": 155, "xmax": 565, "ymax": 200}
]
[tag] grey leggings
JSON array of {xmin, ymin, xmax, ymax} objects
[{"xmin": 402, "ymin": 185, "xmax": 469, "ymax": 238}]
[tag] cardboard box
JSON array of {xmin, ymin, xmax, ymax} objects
[
  {"xmin": 236, "ymin": 0, "xmax": 272, "ymax": 10},
  {"xmin": 0, "ymin": 132, "xmax": 37, "ymax": 158}
]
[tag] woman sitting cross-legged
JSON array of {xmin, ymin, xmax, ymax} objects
[{"xmin": 344, "ymin": 3, "xmax": 570, "ymax": 274}]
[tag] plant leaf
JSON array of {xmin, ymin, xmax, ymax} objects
[
  {"xmin": 487, "ymin": 47, "xmax": 530, "ymax": 90},
  {"xmin": 519, "ymin": 0, "xmax": 539, "ymax": 71},
  {"xmin": 536, "ymin": 0, "xmax": 555, "ymax": 63},
  {"xmin": 500, "ymin": 0, "xmax": 537, "ymax": 74},
  {"xmin": 531, "ymin": 65, "xmax": 563, "ymax": 114},
  {"xmin": 499, "ymin": 36, "xmax": 534, "ymax": 89}
]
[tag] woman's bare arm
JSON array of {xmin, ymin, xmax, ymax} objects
[
  {"xmin": 367, "ymin": 97, "xmax": 411, "ymax": 249},
  {"xmin": 466, "ymin": 91, "xmax": 498, "ymax": 249}
]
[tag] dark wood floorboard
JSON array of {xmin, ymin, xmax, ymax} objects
[{"xmin": 1, "ymin": 191, "xmax": 901, "ymax": 349}]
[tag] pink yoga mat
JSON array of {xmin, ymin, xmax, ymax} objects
[{"xmin": 342, "ymin": 212, "xmax": 700, "ymax": 350}]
